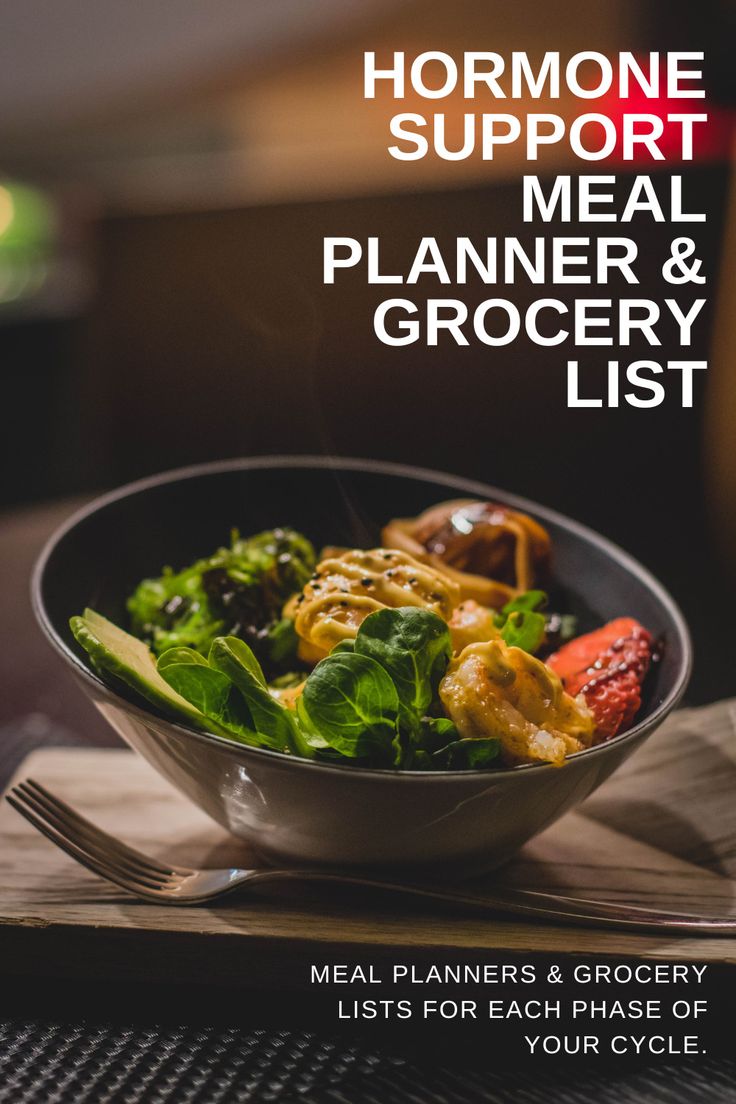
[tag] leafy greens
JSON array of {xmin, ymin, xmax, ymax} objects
[
  {"xmin": 71, "ymin": 606, "xmax": 502, "ymax": 772},
  {"xmin": 352, "ymin": 606, "xmax": 450, "ymax": 735},
  {"xmin": 298, "ymin": 651, "xmax": 400, "ymax": 764},
  {"xmin": 127, "ymin": 527, "xmax": 315, "ymax": 674},
  {"xmin": 494, "ymin": 590, "xmax": 548, "ymax": 654}
]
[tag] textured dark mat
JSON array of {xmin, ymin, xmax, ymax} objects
[
  {"xmin": 1, "ymin": 1021, "xmax": 735, "ymax": 1104},
  {"xmin": 0, "ymin": 1022, "xmax": 393, "ymax": 1104}
]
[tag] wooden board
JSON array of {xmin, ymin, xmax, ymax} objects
[{"xmin": 2, "ymin": 700, "xmax": 736, "ymax": 989}]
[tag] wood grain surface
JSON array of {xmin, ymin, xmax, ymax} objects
[{"xmin": 1, "ymin": 700, "xmax": 735, "ymax": 988}]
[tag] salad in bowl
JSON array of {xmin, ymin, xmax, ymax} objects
[
  {"xmin": 72, "ymin": 500, "xmax": 656, "ymax": 774},
  {"xmin": 34, "ymin": 458, "xmax": 689, "ymax": 873}
]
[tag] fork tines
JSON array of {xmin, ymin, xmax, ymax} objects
[{"xmin": 6, "ymin": 779, "xmax": 189, "ymax": 899}]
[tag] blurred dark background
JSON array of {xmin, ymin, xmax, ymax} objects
[{"xmin": 1, "ymin": 0, "xmax": 734, "ymax": 706}]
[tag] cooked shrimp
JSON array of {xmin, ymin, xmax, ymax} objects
[{"xmin": 440, "ymin": 639, "xmax": 594, "ymax": 767}]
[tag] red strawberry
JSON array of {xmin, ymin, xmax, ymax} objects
[{"xmin": 548, "ymin": 618, "xmax": 653, "ymax": 741}]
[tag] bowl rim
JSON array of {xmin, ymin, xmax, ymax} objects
[{"xmin": 31, "ymin": 454, "xmax": 692, "ymax": 782}]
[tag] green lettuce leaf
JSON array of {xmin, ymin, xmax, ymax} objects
[
  {"xmin": 354, "ymin": 607, "xmax": 451, "ymax": 733},
  {"xmin": 298, "ymin": 651, "xmax": 400, "ymax": 763},
  {"xmin": 433, "ymin": 738, "xmax": 501, "ymax": 770},
  {"xmin": 494, "ymin": 591, "xmax": 547, "ymax": 653}
]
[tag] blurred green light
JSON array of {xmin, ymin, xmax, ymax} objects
[
  {"xmin": 0, "ymin": 181, "xmax": 55, "ymax": 305},
  {"xmin": 0, "ymin": 181, "xmax": 54, "ymax": 248}
]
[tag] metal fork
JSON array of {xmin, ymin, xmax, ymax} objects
[{"xmin": 7, "ymin": 778, "xmax": 736, "ymax": 934}]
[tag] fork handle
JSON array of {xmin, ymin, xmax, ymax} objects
[{"xmin": 244, "ymin": 869, "xmax": 736, "ymax": 936}]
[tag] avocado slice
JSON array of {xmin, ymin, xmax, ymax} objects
[{"xmin": 70, "ymin": 608, "xmax": 231, "ymax": 736}]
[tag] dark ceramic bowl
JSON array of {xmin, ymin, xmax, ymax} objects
[{"xmin": 32, "ymin": 457, "xmax": 691, "ymax": 876}]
